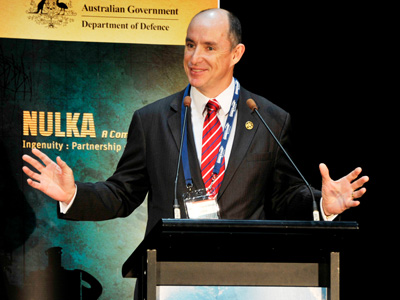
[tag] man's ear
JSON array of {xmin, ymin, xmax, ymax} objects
[{"xmin": 232, "ymin": 43, "xmax": 245, "ymax": 66}]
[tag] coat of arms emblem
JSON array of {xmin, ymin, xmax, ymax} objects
[{"xmin": 27, "ymin": 0, "xmax": 77, "ymax": 28}]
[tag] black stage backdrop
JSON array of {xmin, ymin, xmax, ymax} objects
[{"xmin": 221, "ymin": 2, "xmax": 387, "ymax": 299}]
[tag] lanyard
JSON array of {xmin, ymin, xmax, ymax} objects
[{"xmin": 180, "ymin": 78, "xmax": 240, "ymax": 189}]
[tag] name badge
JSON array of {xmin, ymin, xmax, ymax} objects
[{"xmin": 183, "ymin": 188, "xmax": 220, "ymax": 219}]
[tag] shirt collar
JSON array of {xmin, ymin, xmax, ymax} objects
[{"xmin": 190, "ymin": 78, "xmax": 235, "ymax": 116}]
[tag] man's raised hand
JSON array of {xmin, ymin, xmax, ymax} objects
[
  {"xmin": 22, "ymin": 148, "xmax": 76, "ymax": 205},
  {"xmin": 320, "ymin": 163, "xmax": 369, "ymax": 216}
]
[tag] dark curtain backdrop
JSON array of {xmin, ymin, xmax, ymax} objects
[{"xmin": 221, "ymin": 2, "xmax": 387, "ymax": 299}]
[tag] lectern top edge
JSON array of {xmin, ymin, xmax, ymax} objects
[
  {"xmin": 122, "ymin": 219, "xmax": 359, "ymax": 278},
  {"xmin": 157, "ymin": 218, "xmax": 359, "ymax": 231}
]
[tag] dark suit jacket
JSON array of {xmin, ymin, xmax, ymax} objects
[{"xmin": 59, "ymin": 87, "xmax": 321, "ymax": 234}]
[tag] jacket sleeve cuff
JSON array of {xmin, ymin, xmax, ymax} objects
[
  {"xmin": 320, "ymin": 197, "xmax": 338, "ymax": 221},
  {"xmin": 59, "ymin": 184, "xmax": 77, "ymax": 214}
]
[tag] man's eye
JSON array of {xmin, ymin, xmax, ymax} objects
[
  {"xmin": 207, "ymin": 46, "xmax": 214, "ymax": 51},
  {"xmin": 186, "ymin": 43, "xmax": 195, "ymax": 48}
]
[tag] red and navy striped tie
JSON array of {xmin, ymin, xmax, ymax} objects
[{"xmin": 201, "ymin": 99, "xmax": 225, "ymax": 196}]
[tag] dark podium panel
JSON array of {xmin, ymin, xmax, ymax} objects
[{"xmin": 123, "ymin": 219, "xmax": 359, "ymax": 300}]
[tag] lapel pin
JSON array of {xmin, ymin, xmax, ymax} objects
[{"xmin": 245, "ymin": 121, "xmax": 254, "ymax": 130}]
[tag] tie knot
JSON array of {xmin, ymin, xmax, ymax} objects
[{"xmin": 206, "ymin": 99, "xmax": 220, "ymax": 112}]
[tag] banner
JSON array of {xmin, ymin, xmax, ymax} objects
[
  {"xmin": 0, "ymin": 37, "xmax": 190, "ymax": 300},
  {"xmin": 1, "ymin": 1, "xmax": 218, "ymax": 299},
  {"xmin": 0, "ymin": 0, "xmax": 218, "ymax": 45}
]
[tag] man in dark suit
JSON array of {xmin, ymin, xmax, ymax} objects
[{"xmin": 22, "ymin": 9, "xmax": 369, "ymax": 234}]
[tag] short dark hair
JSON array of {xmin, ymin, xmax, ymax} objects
[{"xmin": 227, "ymin": 11, "xmax": 242, "ymax": 47}]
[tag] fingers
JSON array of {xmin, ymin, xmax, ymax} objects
[
  {"xmin": 348, "ymin": 168, "xmax": 369, "ymax": 199},
  {"xmin": 352, "ymin": 187, "xmax": 367, "ymax": 199},
  {"xmin": 56, "ymin": 156, "xmax": 73, "ymax": 177},
  {"xmin": 22, "ymin": 153, "xmax": 44, "ymax": 189},
  {"xmin": 348, "ymin": 199, "xmax": 361, "ymax": 208},
  {"xmin": 23, "ymin": 166, "xmax": 44, "ymax": 192},
  {"xmin": 56, "ymin": 156, "xmax": 68, "ymax": 171},
  {"xmin": 22, "ymin": 165, "xmax": 40, "ymax": 182},
  {"xmin": 351, "ymin": 175, "xmax": 369, "ymax": 191},
  {"xmin": 32, "ymin": 148, "xmax": 54, "ymax": 166},
  {"xmin": 22, "ymin": 153, "xmax": 44, "ymax": 172},
  {"xmin": 26, "ymin": 177, "xmax": 42, "ymax": 190},
  {"xmin": 22, "ymin": 149, "xmax": 57, "ymax": 187},
  {"xmin": 324, "ymin": 163, "xmax": 369, "ymax": 188},
  {"xmin": 350, "ymin": 170, "xmax": 368, "ymax": 202},
  {"xmin": 319, "ymin": 163, "xmax": 331, "ymax": 182},
  {"xmin": 22, "ymin": 149, "xmax": 55, "ymax": 171},
  {"xmin": 346, "ymin": 167, "xmax": 363, "ymax": 182}
]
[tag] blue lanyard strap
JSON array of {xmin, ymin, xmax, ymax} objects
[
  {"xmin": 180, "ymin": 78, "xmax": 240, "ymax": 189},
  {"xmin": 213, "ymin": 79, "xmax": 239, "ymax": 175}
]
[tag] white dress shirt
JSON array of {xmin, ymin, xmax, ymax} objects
[{"xmin": 190, "ymin": 78, "xmax": 237, "ymax": 167}]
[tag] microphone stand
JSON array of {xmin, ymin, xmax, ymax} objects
[
  {"xmin": 174, "ymin": 96, "xmax": 191, "ymax": 219},
  {"xmin": 247, "ymin": 99, "xmax": 320, "ymax": 221}
]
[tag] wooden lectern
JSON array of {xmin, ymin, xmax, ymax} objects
[{"xmin": 122, "ymin": 219, "xmax": 358, "ymax": 300}]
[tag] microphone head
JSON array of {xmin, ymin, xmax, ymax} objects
[
  {"xmin": 184, "ymin": 96, "xmax": 191, "ymax": 107},
  {"xmin": 246, "ymin": 98, "xmax": 258, "ymax": 111}
]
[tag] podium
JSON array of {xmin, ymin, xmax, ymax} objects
[{"xmin": 122, "ymin": 219, "xmax": 358, "ymax": 300}]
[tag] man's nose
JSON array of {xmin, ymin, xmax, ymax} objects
[{"xmin": 190, "ymin": 47, "xmax": 204, "ymax": 65}]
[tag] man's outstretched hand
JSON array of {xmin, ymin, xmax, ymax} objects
[
  {"xmin": 320, "ymin": 163, "xmax": 369, "ymax": 216},
  {"xmin": 22, "ymin": 148, "xmax": 76, "ymax": 205}
]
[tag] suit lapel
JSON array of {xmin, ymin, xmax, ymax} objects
[
  {"xmin": 218, "ymin": 88, "xmax": 259, "ymax": 197},
  {"xmin": 167, "ymin": 94, "xmax": 182, "ymax": 150},
  {"xmin": 167, "ymin": 92, "xmax": 204, "ymax": 191},
  {"xmin": 186, "ymin": 112, "xmax": 205, "ymax": 189}
]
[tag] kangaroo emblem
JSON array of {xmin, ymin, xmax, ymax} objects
[{"xmin": 29, "ymin": 0, "xmax": 47, "ymax": 14}]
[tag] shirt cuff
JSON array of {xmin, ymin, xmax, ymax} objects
[
  {"xmin": 320, "ymin": 198, "xmax": 338, "ymax": 221},
  {"xmin": 59, "ymin": 184, "xmax": 77, "ymax": 214}
]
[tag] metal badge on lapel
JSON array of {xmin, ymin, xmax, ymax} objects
[{"xmin": 245, "ymin": 121, "xmax": 254, "ymax": 130}]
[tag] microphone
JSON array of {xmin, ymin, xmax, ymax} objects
[
  {"xmin": 174, "ymin": 96, "xmax": 192, "ymax": 219},
  {"xmin": 246, "ymin": 99, "xmax": 320, "ymax": 221}
]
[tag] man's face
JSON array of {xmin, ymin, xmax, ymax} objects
[{"xmin": 184, "ymin": 12, "xmax": 237, "ymax": 98}]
